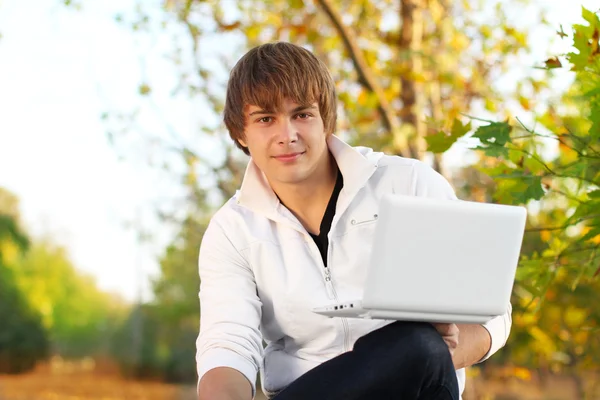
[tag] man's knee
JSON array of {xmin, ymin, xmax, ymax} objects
[
  {"xmin": 354, "ymin": 322, "xmax": 452, "ymax": 370},
  {"xmin": 401, "ymin": 323, "xmax": 452, "ymax": 368}
]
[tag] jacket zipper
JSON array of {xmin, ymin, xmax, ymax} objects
[
  {"xmin": 324, "ymin": 244, "xmax": 351, "ymax": 353},
  {"xmin": 306, "ymin": 237, "xmax": 351, "ymax": 353},
  {"xmin": 323, "ymin": 266, "xmax": 335, "ymax": 299},
  {"xmin": 324, "ymin": 267, "xmax": 351, "ymax": 352}
]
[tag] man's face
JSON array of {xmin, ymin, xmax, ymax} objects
[{"xmin": 240, "ymin": 98, "xmax": 330, "ymax": 188}]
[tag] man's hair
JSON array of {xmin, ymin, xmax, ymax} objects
[{"xmin": 223, "ymin": 42, "xmax": 337, "ymax": 155}]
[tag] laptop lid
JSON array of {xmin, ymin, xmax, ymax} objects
[{"xmin": 362, "ymin": 194, "xmax": 527, "ymax": 316}]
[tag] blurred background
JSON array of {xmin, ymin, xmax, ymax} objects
[{"xmin": 1, "ymin": 0, "xmax": 599, "ymax": 399}]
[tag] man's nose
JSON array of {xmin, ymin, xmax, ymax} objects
[{"xmin": 277, "ymin": 119, "xmax": 298, "ymax": 144}]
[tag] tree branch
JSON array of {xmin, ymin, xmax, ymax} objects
[{"xmin": 315, "ymin": 0, "xmax": 410, "ymax": 158}]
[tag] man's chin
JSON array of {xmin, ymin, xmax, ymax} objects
[{"xmin": 273, "ymin": 173, "xmax": 308, "ymax": 186}]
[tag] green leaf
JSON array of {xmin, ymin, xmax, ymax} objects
[
  {"xmin": 451, "ymin": 118, "xmax": 472, "ymax": 137},
  {"xmin": 473, "ymin": 144, "xmax": 509, "ymax": 158},
  {"xmin": 588, "ymin": 190, "xmax": 600, "ymax": 199},
  {"xmin": 520, "ymin": 176, "xmax": 545, "ymax": 202},
  {"xmin": 583, "ymin": 87, "xmax": 600, "ymax": 97},
  {"xmin": 493, "ymin": 175, "xmax": 545, "ymax": 204},
  {"xmin": 568, "ymin": 29, "xmax": 592, "ymax": 69},
  {"xmin": 561, "ymin": 161, "xmax": 587, "ymax": 177},
  {"xmin": 582, "ymin": 6, "xmax": 600, "ymax": 27},
  {"xmin": 492, "ymin": 177, "xmax": 532, "ymax": 204},
  {"xmin": 567, "ymin": 200, "xmax": 600, "ymax": 224},
  {"xmin": 473, "ymin": 121, "xmax": 512, "ymax": 146},
  {"xmin": 425, "ymin": 119, "xmax": 471, "ymax": 153},
  {"xmin": 426, "ymin": 132, "xmax": 458, "ymax": 153}
]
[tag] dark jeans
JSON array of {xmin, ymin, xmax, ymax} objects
[{"xmin": 272, "ymin": 321, "xmax": 459, "ymax": 400}]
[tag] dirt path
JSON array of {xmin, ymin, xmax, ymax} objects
[
  {"xmin": 0, "ymin": 370, "xmax": 264, "ymax": 400},
  {"xmin": 1, "ymin": 364, "xmax": 597, "ymax": 400},
  {"xmin": 0, "ymin": 372, "xmax": 184, "ymax": 400}
]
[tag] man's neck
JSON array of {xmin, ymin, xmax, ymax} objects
[{"xmin": 271, "ymin": 153, "xmax": 338, "ymax": 234}]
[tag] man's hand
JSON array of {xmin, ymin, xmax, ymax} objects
[
  {"xmin": 198, "ymin": 367, "xmax": 253, "ymax": 400},
  {"xmin": 432, "ymin": 323, "xmax": 460, "ymax": 359},
  {"xmin": 432, "ymin": 323, "xmax": 492, "ymax": 370}
]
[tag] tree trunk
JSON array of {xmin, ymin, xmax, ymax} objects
[
  {"xmin": 427, "ymin": 0, "xmax": 449, "ymax": 175},
  {"xmin": 399, "ymin": 0, "xmax": 426, "ymax": 161}
]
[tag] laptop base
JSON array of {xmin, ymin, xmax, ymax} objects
[{"xmin": 312, "ymin": 301, "xmax": 494, "ymax": 324}]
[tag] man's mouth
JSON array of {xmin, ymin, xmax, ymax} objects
[{"xmin": 273, "ymin": 152, "xmax": 305, "ymax": 162}]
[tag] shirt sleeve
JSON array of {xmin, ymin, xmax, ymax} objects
[
  {"xmin": 479, "ymin": 303, "xmax": 512, "ymax": 362},
  {"xmin": 195, "ymin": 218, "xmax": 263, "ymax": 396},
  {"xmin": 411, "ymin": 159, "xmax": 513, "ymax": 360},
  {"xmin": 411, "ymin": 160, "xmax": 458, "ymax": 201}
]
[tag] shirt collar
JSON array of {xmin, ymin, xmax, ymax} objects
[{"xmin": 236, "ymin": 135, "xmax": 379, "ymax": 218}]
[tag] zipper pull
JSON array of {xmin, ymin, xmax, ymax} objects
[{"xmin": 324, "ymin": 267, "xmax": 335, "ymax": 299}]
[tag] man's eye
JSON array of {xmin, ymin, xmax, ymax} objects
[
  {"xmin": 258, "ymin": 117, "xmax": 273, "ymax": 123},
  {"xmin": 296, "ymin": 113, "xmax": 311, "ymax": 119}
]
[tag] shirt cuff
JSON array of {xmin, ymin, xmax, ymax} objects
[
  {"xmin": 197, "ymin": 348, "xmax": 258, "ymax": 397},
  {"xmin": 478, "ymin": 312, "xmax": 510, "ymax": 362}
]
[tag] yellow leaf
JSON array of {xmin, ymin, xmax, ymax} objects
[
  {"xmin": 573, "ymin": 330, "xmax": 588, "ymax": 345},
  {"xmin": 529, "ymin": 326, "xmax": 556, "ymax": 356},
  {"xmin": 358, "ymin": 90, "xmax": 368, "ymax": 106},
  {"xmin": 513, "ymin": 367, "xmax": 532, "ymax": 381},
  {"xmin": 0, "ymin": 240, "xmax": 19, "ymax": 264},
  {"xmin": 484, "ymin": 98, "xmax": 497, "ymax": 112},
  {"xmin": 540, "ymin": 230, "xmax": 551, "ymax": 242},
  {"xmin": 514, "ymin": 310, "xmax": 537, "ymax": 326},
  {"xmin": 564, "ymin": 306, "xmax": 587, "ymax": 328},
  {"xmin": 518, "ymin": 95, "xmax": 531, "ymax": 111},
  {"xmin": 246, "ymin": 25, "xmax": 262, "ymax": 41},
  {"xmin": 581, "ymin": 226, "xmax": 600, "ymax": 244}
]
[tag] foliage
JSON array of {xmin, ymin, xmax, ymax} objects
[
  {"xmin": 0, "ymin": 187, "xmax": 127, "ymax": 370},
  {"xmin": 110, "ymin": 216, "xmax": 204, "ymax": 383},
  {"xmin": 100, "ymin": 0, "xmax": 549, "ymax": 213},
  {"xmin": 65, "ymin": 0, "xmax": 600, "ymax": 387},
  {"xmin": 0, "ymin": 191, "xmax": 49, "ymax": 373},
  {"xmin": 12, "ymin": 241, "xmax": 128, "ymax": 358},
  {"xmin": 426, "ymin": 6, "xmax": 600, "ymax": 382}
]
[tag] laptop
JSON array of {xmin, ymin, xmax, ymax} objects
[{"xmin": 312, "ymin": 194, "xmax": 527, "ymax": 324}]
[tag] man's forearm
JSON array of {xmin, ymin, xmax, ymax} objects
[
  {"xmin": 198, "ymin": 367, "xmax": 253, "ymax": 400},
  {"xmin": 453, "ymin": 324, "xmax": 491, "ymax": 369}
]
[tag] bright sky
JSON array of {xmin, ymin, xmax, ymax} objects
[{"xmin": 0, "ymin": 0, "xmax": 597, "ymax": 302}]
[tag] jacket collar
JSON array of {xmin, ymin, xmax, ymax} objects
[{"xmin": 236, "ymin": 135, "xmax": 380, "ymax": 220}]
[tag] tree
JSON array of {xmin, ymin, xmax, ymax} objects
[
  {"xmin": 0, "ymin": 189, "xmax": 49, "ymax": 373},
  {"xmin": 426, "ymin": 7, "xmax": 600, "ymax": 395},
  {"xmin": 97, "ymin": 0, "xmax": 550, "ymax": 215},
  {"xmin": 1, "ymin": 187, "xmax": 127, "ymax": 363},
  {"xmin": 68, "ymin": 0, "xmax": 600, "ymax": 388},
  {"xmin": 74, "ymin": 0, "xmax": 568, "ymax": 384},
  {"xmin": 110, "ymin": 215, "xmax": 205, "ymax": 382},
  {"xmin": 13, "ymin": 240, "xmax": 128, "ymax": 358}
]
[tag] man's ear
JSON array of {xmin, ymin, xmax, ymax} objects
[{"xmin": 238, "ymin": 137, "xmax": 247, "ymax": 148}]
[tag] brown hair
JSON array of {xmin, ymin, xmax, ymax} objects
[{"xmin": 223, "ymin": 42, "xmax": 337, "ymax": 155}]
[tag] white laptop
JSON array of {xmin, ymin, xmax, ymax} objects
[{"xmin": 312, "ymin": 194, "xmax": 527, "ymax": 324}]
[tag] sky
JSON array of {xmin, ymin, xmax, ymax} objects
[{"xmin": 0, "ymin": 0, "xmax": 598, "ymax": 302}]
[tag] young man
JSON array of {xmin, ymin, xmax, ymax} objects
[{"xmin": 196, "ymin": 42, "xmax": 511, "ymax": 400}]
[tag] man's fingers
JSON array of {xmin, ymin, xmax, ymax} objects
[
  {"xmin": 432, "ymin": 323, "xmax": 460, "ymax": 351},
  {"xmin": 448, "ymin": 323, "xmax": 460, "ymax": 336},
  {"xmin": 432, "ymin": 323, "xmax": 454, "ymax": 336}
]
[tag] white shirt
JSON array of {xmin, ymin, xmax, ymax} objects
[{"xmin": 196, "ymin": 135, "xmax": 512, "ymax": 398}]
